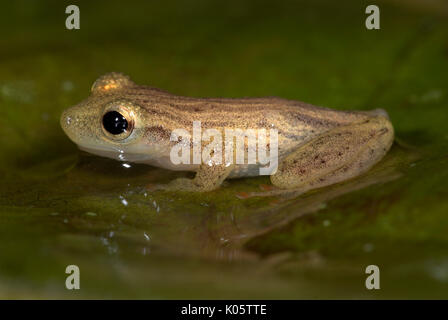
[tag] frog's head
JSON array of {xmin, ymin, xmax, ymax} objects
[{"xmin": 60, "ymin": 73, "xmax": 159, "ymax": 162}]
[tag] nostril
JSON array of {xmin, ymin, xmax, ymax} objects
[
  {"xmin": 61, "ymin": 110, "xmax": 72, "ymax": 126},
  {"xmin": 60, "ymin": 111, "xmax": 73, "ymax": 132}
]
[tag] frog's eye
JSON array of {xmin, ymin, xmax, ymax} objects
[
  {"xmin": 103, "ymin": 111, "xmax": 128, "ymax": 134},
  {"xmin": 101, "ymin": 108, "xmax": 134, "ymax": 140}
]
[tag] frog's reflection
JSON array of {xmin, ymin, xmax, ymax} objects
[
  {"xmin": 164, "ymin": 143, "xmax": 417, "ymax": 260},
  {"xmin": 66, "ymin": 143, "xmax": 417, "ymax": 262}
]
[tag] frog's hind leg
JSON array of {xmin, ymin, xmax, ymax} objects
[{"xmin": 246, "ymin": 116, "xmax": 394, "ymax": 198}]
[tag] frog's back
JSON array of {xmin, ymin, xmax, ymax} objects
[
  {"xmin": 120, "ymin": 84, "xmax": 369, "ymax": 126},
  {"xmin": 102, "ymin": 84, "xmax": 376, "ymax": 161}
]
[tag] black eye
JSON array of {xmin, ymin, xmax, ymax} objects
[{"xmin": 102, "ymin": 111, "xmax": 128, "ymax": 135}]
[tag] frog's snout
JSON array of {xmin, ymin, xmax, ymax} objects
[
  {"xmin": 60, "ymin": 109, "xmax": 75, "ymax": 140},
  {"xmin": 60, "ymin": 109, "xmax": 71, "ymax": 129},
  {"xmin": 60, "ymin": 106, "xmax": 91, "ymax": 145}
]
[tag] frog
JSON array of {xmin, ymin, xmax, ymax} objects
[{"xmin": 60, "ymin": 72, "xmax": 394, "ymax": 197}]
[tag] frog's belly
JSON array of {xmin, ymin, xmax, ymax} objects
[
  {"xmin": 141, "ymin": 145, "xmax": 292, "ymax": 177},
  {"xmin": 143, "ymin": 157, "xmax": 262, "ymax": 178},
  {"xmin": 82, "ymin": 148, "xmax": 268, "ymax": 177}
]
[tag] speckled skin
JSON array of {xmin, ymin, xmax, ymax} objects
[{"xmin": 61, "ymin": 73, "xmax": 394, "ymax": 194}]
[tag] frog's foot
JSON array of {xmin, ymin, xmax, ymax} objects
[
  {"xmin": 149, "ymin": 163, "xmax": 235, "ymax": 193},
  {"xmin": 235, "ymin": 183, "xmax": 295, "ymax": 199},
  {"xmin": 149, "ymin": 178, "xmax": 206, "ymax": 192}
]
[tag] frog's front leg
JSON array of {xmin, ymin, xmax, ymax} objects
[
  {"xmin": 247, "ymin": 116, "xmax": 394, "ymax": 198},
  {"xmin": 155, "ymin": 163, "xmax": 235, "ymax": 192}
]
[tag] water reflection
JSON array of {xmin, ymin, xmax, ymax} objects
[{"xmin": 2, "ymin": 143, "xmax": 418, "ymax": 264}]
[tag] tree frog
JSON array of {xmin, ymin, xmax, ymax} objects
[{"xmin": 61, "ymin": 73, "xmax": 394, "ymax": 196}]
